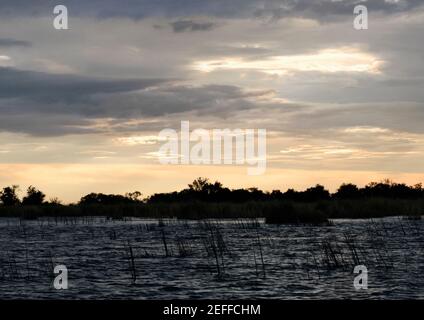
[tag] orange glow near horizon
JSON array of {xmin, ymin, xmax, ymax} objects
[{"xmin": 1, "ymin": 163, "xmax": 423, "ymax": 203}]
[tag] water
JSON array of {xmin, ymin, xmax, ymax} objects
[{"xmin": 0, "ymin": 216, "xmax": 422, "ymax": 299}]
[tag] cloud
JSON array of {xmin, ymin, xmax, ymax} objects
[
  {"xmin": 0, "ymin": 0, "xmax": 422, "ymax": 20},
  {"xmin": 99, "ymin": 84, "xmax": 270, "ymax": 117},
  {"xmin": 0, "ymin": 38, "xmax": 31, "ymax": 47},
  {"xmin": 192, "ymin": 47, "xmax": 384, "ymax": 75},
  {"xmin": 275, "ymin": 102, "xmax": 424, "ymax": 135},
  {"xmin": 254, "ymin": 0, "xmax": 424, "ymax": 21},
  {"xmin": 0, "ymin": 113, "xmax": 100, "ymax": 136},
  {"xmin": 0, "ymin": 67, "xmax": 167, "ymax": 103},
  {"xmin": 115, "ymin": 135, "xmax": 165, "ymax": 146},
  {"xmin": 170, "ymin": 20, "xmax": 217, "ymax": 32},
  {"xmin": 0, "ymin": 55, "xmax": 12, "ymax": 67},
  {"xmin": 0, "ymin": 74, "xmax": 272, "ymax": 136}
]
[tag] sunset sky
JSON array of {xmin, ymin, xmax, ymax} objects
[{"xmin": 1, "ymin": 0, "xmax": 424, "ymax": 203}]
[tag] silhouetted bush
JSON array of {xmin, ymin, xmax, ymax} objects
[{"xmin": 79, "ymin": 192, "xmax": 140, "ymax": 205}]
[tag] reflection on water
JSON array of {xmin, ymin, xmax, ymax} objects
[{"xmin": 0, "ymin": 216, "xmax": 422, "ymax": 299}]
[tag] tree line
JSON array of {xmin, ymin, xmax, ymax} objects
[{"xmin": 1, "ymin": 178, "xmax": 424, "ymax": 207}]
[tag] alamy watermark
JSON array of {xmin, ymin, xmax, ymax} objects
[
  {"xmin": 353, "ymin": 265, "xmax": 368, "ymax": 290},
  {"xmin": 354, "ymin": 5, "xmax": 368, "ymax": 30},
  {"xmin": 157, "ymin": 121, "xmax": 267, "ymax": 175},
  {"xmin": 53, "ymin": 264, "xmax": 68, "ymax": 290},
  {"xmin": 53, "ymin": 5, "xmax": 69, "ymax": 30}
]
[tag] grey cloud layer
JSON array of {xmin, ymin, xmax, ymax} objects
[
  {"xmin": 0, "ymin": 67, "xmax": 271, "ymax": 135},
  {"xmin": 0, "ymin": 67, "xmax": 166, "ymax": 103},
  {"xmin": 0, "ymin": 0, "xmax": 422, "ymax": 20},
  {"xmin": 2, "ymin": 65, "xmax": 424, "ymax": 138}
]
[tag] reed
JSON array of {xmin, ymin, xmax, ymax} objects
[{"xmin": 125, "ymin": 241, "xmax": 137, "ymax": 284}]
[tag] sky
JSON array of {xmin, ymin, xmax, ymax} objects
[{"xmin": 1, "ymin": 0, "xmax": 424, "ymax": 202}]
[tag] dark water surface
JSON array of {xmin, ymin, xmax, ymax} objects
[{"xmin": 0, "ymin": 216, "xmax": 422, "ymax": 299}]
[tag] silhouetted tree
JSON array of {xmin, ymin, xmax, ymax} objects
[
  {"xmin": 22, "ymin": 186, "xmax": 45, "ymax": 205},
  {"xmin": 49, "ymin": 197, "xmax": 62, "ymax": 205},
  {"xmin": 269, "ymin": 190, "xmax": 284, "ymax": 200},
  {"xmin": 363, "ymin": 181, "xmax": 391, "ymax": 198},
  {"xmin": 147, "ymin": 191, "xmax": 179, "ymax": 203},
  {"xmin": 247, "ymin": 187, "xmax": 266, "ymax": 201},
  {"xmin": 125, "ymin": 191, "xmax": 143, "ymax": 202},
  {"xmin": 302, "ymin": 185, "xmax": 331, "ymax": 201},
  {"xmin": 412, "ymin": 183, "xmax": 424, "ymax": 198},
  {"xmin": 133, "ymin": 177, "xmax": 424, "ymax": 205},
  {"xmin": 188, "ymin": 177, "xmax": 210, "ymax": 192},
  {"xmin": 79, "ymin": 193, "xmax": 138, "ymax": 205},
  {"xmin": 335, "ymin": 183, "xmax": 360, "ymax": 199},
  {"xmin": 0, "ymin": 185, "xmax": 20, "ymax": 206},
  {"xmin": 283, "ymin": 188, "xmax": 301, "ymax": 201},
  {"xmin": 206, "ymin": 181, "xmax": 224, "ymax": 194}
]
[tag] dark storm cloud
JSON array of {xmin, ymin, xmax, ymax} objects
[
  {"xmin": 0, "ymin": 0, "xmax": 422, "ymax": 20},
  {"xmin": 0, "ymin": 67, "xmax": 166, "ymax": 103},
  {"xmin": 0, "ymin": 38, "xmax": 31, "ymax": 47},
  {"xmin": 0, "ymin": 70, "xmax": 271, "ymax": 136}
]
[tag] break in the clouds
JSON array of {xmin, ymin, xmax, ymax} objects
[{"xmin": 0, "ymin": 0, "xmax": 424, "ymax": 200}]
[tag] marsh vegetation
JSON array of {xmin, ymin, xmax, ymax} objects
[{"xmin": 0, "ymin": 216, "xmax": 422, "ymax": 299}]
